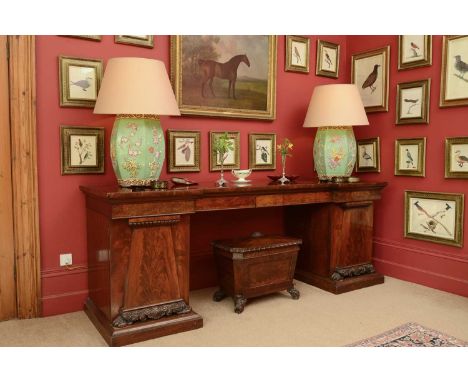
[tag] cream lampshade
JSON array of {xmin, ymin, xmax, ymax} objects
[
  {"xmin": 303, "ymin": 84, "xmax": 369, "ymax": 182},
  {"xmin": 94, "ymin": 57, "xmax": 180, "ymax": 187}
]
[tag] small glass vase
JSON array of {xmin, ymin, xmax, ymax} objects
[
  {"xmin": 278, "ymin": 154, "xmax": 289, "ymax": 185},
  {"xmin": 216, "ymin": 155, "xmax": 228, "ymax": 187}
]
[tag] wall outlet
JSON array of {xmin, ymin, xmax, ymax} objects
[{"xmin": 60, "ymin": 253, "xmax": 72, "ymax": 266}]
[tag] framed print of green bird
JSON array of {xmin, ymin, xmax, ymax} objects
[
  {"xmin": 248, "ymin": 133, "xmax": 276, "ymax": 170},
  {"xmin": 404, "ymin": 191, "xmax": 464, "ymax": 247},
  {"xmin": 440, "ymin": 35, "xmax": 468, "ymax": 108},
  {"xmin": 351, "ymin": 46, "xmax": 390, "ymax": 113}
]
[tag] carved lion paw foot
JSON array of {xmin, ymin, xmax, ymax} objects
[
  {"xmin": 213, "ymin": 290, "xmax": 226, "ymax": 302},
  {"xmin": 288, "ymin": 287, "xmax": 300, "ymax": 300},
  {"xmin": 234, "ymin": 295, "xmax": 247, "ymax": 314}
]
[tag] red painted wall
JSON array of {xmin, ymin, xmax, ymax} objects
[
  {"xmin": 348, "ymin": 36, "xmax": 468, "ymax": 297},
  {"xmin": 36, "ymin": 35, "xmax": 348, "ymax": 316}
]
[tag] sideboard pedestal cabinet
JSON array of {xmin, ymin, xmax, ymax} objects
[{"xmin": 80, "ymin": 180, "xmax": 386, "ymax": 346}]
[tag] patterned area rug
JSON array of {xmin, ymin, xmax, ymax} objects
[{"xmin": 348, "ymin": 322, "xmax": 468, "ymax": 347}]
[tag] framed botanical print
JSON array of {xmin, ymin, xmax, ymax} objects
[
  {"xmin": 249, "ymin": 133, "xmax": 276, "ymax": 170},
  {"xmin": 398, "ymin": 35, "xmax": 432, "ymax": 70},
  {"xmin": 316, "ymin": 40, "xmax": 340, "ymax": 78},
  {"xmin": 440, "ymin": 35, "xmax": 468, "ymax": 108},
  {"xmin": 395, "ymin": 138, "xmax": 426, "ymax": 177},
  {"xmin": 114, "ymin": 35, "xmax": 154, "ymax": 48},
  {"xmin": 285, "ymin": 35, "xmax": 310, "ymax": 73},
  {"xmin": 396, "ymin": 79, "xmax": 431, "ymax": 125},
  {"xmin": 356, "ymin": 137, "xmax": 380, "ymax": 172},
  {"xmin": 445, "ymin": 137, "xmax": 468, "ymax": 178},
  {"xmin": 351, "ymin": 46, "xmax": 390, "ymax": 113},
  {"xmin": 209, "ymin": 131, "xmax": 240, "ymax": 171},
  {"xmin": 171, "ymin": 35, "xmax": 277, "ymax": 120},
  {"xmin": 59, "ymin": 56, "xmax": 103, "ymax": 108},
  {"xmin": 167, "ymin": 130, "xmax": 201, "ymax": 173},
  {"xmin": 404, "ymin": 190, "xmax": 464, "ymax": 247},
  {"xmin": 60, "ymin": 126, "xmax": 104, "ymax": 174}
]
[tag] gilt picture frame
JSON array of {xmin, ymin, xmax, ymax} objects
[
  {"xmin": 171, "ymin": 35, "xmax": 277, "ymax": 120},
  {"xmin": 167, "ymin": 130, "xmax": 201, "ymax": 173},
  {"xmin": 114, "ymin": 35, "xmax": 154, "ymax": 48},
  {"xmin": 351, "ymin": 46, "xmax": 390, "ymax": 113},
  {"xmin": 356, "ymin": 137, "xmax": 380, "ymax": 173},
  {"xmin": 395, "ymin": 138, "xmax": 426, "ymax": 177},
  {"xmin": 209, "ymin": 131, "xmax": 240, "ymax": 171},
  {"xmin": 445, "ymin": 137, "xmax": 468, "ymax": 179},
  {"xmin": 60, "ymin": 126, "xmax": 104, "ymax": 174},
  {"xmin": 404, "ymin": 190, "xmax": 464, "ymax": 247},
  {"xmin": 396, "ymin": 79, "xmax": 431, "ymax": 125},
  {"xmin": 316, "ymin": 39, "xmax": 340, "ymax": 78},
  {"xmin": 285, "ymin": 35, "xmax": 310, "ymax": 73},
  {"xmin": 61, "ymin": 35, "xmax": 102, "ymax": 41},
  {"xmin": 398, "ymin": 35, "xmax": 432, "ymax": 70},
  {"xmin": 440, "ymin": 35, "xmax": 468, "ymax": 108},
  {"xmin": 249, "ymin": 133, "xmax": 276, "ymax": 170},
  {"xmin": 59, "ymin": 56, "xmax": 103, "ymax": 108}
]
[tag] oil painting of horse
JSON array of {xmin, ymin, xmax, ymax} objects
[{"xmin": 171, "ymin": 36, "xmax": 277, "ymax": 120}]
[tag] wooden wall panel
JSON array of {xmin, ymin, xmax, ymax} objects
[
  {"xmin": 0, "ymin": 36, "xmax": 17, "ymax": 321},
  {"xmin": 8, "ymin": 35, "xmax": 41, "ymax": 318}
]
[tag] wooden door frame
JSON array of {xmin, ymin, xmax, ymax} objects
[
  {"xmin": 0, "ymin": 37, "xmax": 16, "ymax": 321},
  {"xmin": 8, "ymin": 36, "xmax": 41, "ymax": 318}
]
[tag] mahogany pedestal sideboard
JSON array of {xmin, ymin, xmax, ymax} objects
[{"xmin": 80, "ymin": 180, "xmax": 386, "ymax": 346}]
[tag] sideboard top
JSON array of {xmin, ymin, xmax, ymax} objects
[{"xmin": 80, "ymin": 180, "xmax": 387, "ymax": 202}]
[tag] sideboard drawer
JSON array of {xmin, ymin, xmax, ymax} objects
[{"xmin": 195, "ymin": 196, "xmax": 256, "ymax": 211}]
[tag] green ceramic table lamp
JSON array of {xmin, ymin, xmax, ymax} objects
[
  {"xmin": 94, "ymin": 57, "xmax": 180, "ymax": 187},
  {"xmin": 303, "ymin": 84, "xmax": 369, "ymax": 182}
]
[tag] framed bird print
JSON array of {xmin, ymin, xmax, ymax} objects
[
  {"xmin": 398, "ymin": 35, "xmax": 432, "ymax": 70},
  {"xmin": 60, "ymin": 126, "xmax": 105, "ymax": 174},
  {"xmin": 404, "ymin": 190, "xmax": 464, "ymax": 247},
  {"xmin": 356, "ymin": 137, "xmax": 380, "ymax": 173},
  {"xmin": 249, "ymin": 133, "xmax": 276, "ymax": 170},
  {"xmin": 396, "ymin": 79, "xmax": 431, "ymax": 125},
  {"xmin": 351, "ymin": 46, "xmax": 390, "ymax": 113},
  {"xmin": 445, "ymin": 137, "xmax": 468, "ymax": 179},
  {"xmin": 316, "ymin": 40, "xmax": 340, "ymax": 78},
  {"xmin": 209, "ymin": 131, "xmax": 240, "ymax": 171},
  {"xmin": 167, "ymin": 130, "xmax": 201, "ymax": 173},
  {"xmin": 115, "ymin": 35, "xmax": 154, "ymax": 48},
  {"xmin": 440, "ymin": 35, "xmax": 468, "ymax": 108},
  {"xmin": 395, "ymin": 138, "xmax": 426, "ymax": 177},
  {"xmin": 59, "ymin": 56, "xmax": 103, "ymax": 108},
  {"xmin": 285, "ymin": 35, "xmax": 310, "ymax": 73},
  {"xmin": 171, "ymin": 36, "xmax": 277, "ymax": 120}
]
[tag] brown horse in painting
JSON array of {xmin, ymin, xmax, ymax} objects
[{"xmin": 198, "ymin": 54, "xmax": 250, "ymax": 99}]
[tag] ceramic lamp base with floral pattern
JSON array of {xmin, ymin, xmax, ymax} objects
[
  {"xmin": 110, "ymin": 115, "xmax": 165, "ymax": 187},
  {"xmin": 313, "ymin": 126, "xmax": 356, "ymax": 182}
]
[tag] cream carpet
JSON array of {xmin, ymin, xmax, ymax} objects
[{"xmin": 0, "ymin": 277, "xmax": 467, "ymax": 347}]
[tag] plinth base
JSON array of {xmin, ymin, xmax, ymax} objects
[
  {"xmin": 84, "ymin": 298, "xmax": 203, "ymax": 347},
  {"xmin": 295, "ymin": 270, "xmax": 384, "ymax": 294}
]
